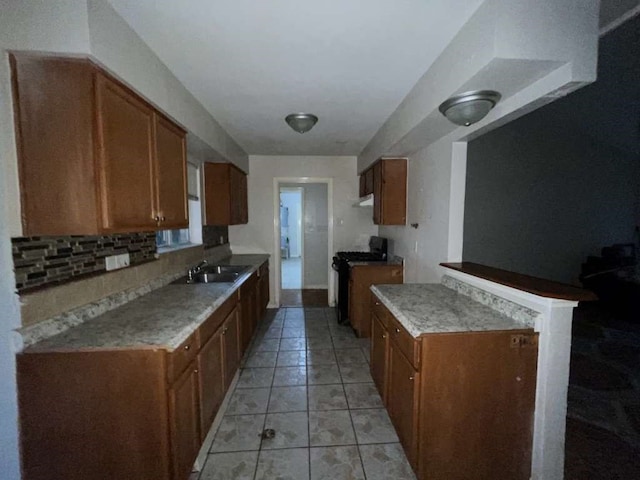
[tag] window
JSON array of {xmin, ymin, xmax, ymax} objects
[{"xmin": 156, "ymin": 228, "xmax": 190, "ymax": 249}]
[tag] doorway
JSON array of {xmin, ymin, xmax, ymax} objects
[
  {"xmin": 279, "ymin": 188, "xmax": 303, "ymax": 289},
  {"xmin": 274, "ymin": 178, "xmax": 333, "ymax": 307}
]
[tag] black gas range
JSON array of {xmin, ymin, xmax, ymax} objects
[{"xmin": 332, "ymin": 236, "xmax": 388, "ymax": 325}]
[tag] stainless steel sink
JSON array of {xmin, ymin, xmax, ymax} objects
[
  {"xmin": 201, "ymin": 265, "xmax": 250, "ymax": 275},
  {"xmin": 193, "ymin": 272, "xmax": 241, "ymax": 283},
  {"xmin": 172, "ymin": 264, "xmax": 251, "ymax": 284}
]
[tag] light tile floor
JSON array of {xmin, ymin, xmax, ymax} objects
[
  {"xmin": 281, "ymin": 257, "xmax": 302, "ymax": 289},
  {"xmin": 198, "ymin": 307, "xmax": 415, "ymax": 480}
]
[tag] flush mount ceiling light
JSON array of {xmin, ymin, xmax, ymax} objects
[
  {"xmin": 438, "ymin": 90, "xmax": 501, "ymax": 127},
  {"xmin": 285, "ymin": 113, "xmax": 318, "ymax": 133}
]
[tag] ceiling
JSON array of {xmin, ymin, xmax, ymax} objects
[{"xmin": 107, "ymin": 0, "xmax": 484, "ymax": 156}]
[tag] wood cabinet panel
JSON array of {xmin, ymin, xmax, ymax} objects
[
  {"xmin": 198, "ymin": 328, "xmax": 225, "ymax": 439},
  {"xmin": 370, "ymin": 313, "xmax": 389, "ymax": 402},
  {"xmin": 11, "ymin": 55, "xmax": 100, "ymax": 235},
  {"xmin": 387, "ymin": 344, "xmax": 420, "ymax": 468},
  {"xmin": 17, "ymin": 350, "xmax": 171, "ymax": 480},
  {"xmin": 240, "ymin": 273, "xmax": 258, "ymax": 354},
  {"xmin": 418, "ymin": 331, "xmax": 538, "ymax": 480},
  {"xmin": 349, "ymin": 265, "xmax": 403, "ymax": 338},
  {"xmin": 223, "ymin": 306, "xmax": 241, "ymax": 389},
  {"xmin": 96, "ymin": 73, "xmax": 156, "ymax": 232},
  {"xmin": 154, "ymin": 114, "xmax": 188, "ymax": 229},
  {"xmin": 203, "ymin": 163, "xmax": 248, "ymax": 226},
  {"xmin": 168, "ymin": 362, "xmax": 200, "ymax": 480},
  {"xmin": 370, "ymin": 158, "xmax": 407, "ymax": 225}
]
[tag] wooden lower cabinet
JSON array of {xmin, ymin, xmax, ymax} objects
[
  {"xmin": 370, "ymin": 313, "xmax": 389, "ymax": 402},
  {"xmin": 387, "ymin": 343, "xmax": 420, "ymax": 466},
  {"xmin": 370, "ymin": 294, "xmax": 538, "ymax": 480},
  {"xmin": 240, "ymin": 273, "xmax": 258, "ymax": 354},
  {"xmin": 17, "ymin": 265, "xmax": 270, "ymax": 480},
  {"xmin": 222, "ymin": 307, "xmax": 241, "ymax": 390},
  {"xmin": 168, "ymin": 362, "xmax": 201, "ymax": 480},
  {"xmin": 349, "ymin": 264, "xmax": 403, "ymax": 337}
]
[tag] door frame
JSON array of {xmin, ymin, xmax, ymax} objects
[{"xmin": 273, "ymin": 177, "xmax": 334, "ymax": 307}]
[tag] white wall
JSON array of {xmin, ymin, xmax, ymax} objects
[
  {"xmin": 229, "ymin": 155, "xmax": 378, "ymax": 304},
  {"xmin": 463, "ymin": 108, "xmax": 640, "ymax": 285}
]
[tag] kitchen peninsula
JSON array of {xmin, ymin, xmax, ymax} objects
[{"xmin": 368, "ymin": 262, "xmax": 596, "ymax": 480}]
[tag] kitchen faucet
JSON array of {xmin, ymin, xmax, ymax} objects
[{"xmin": 187, "ymin": 260, "xmax": 208, "ymax": 282}]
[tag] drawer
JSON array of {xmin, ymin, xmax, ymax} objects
[
  {"xmin": 371, "ymin": 294, "xmax": 393, "ymax": 330},
  {"xmin": 167, "ymin": 331, "xmax": 199, "ymax": 384},
  {"xmin": 198, "ymin": 291, "xmax": 239, "ymax": 346},
  {"xmin": 387, "ymin": 314, "xmax": 421, "ymax": 369}
]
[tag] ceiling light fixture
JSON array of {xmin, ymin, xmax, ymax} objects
[
  {"xmin": 285, "ymin": 113, "xmax": 318, "ymax": 133},
  {"xmin": 438, "ymin": 90, "xmax": 501, "ymax": 127}
]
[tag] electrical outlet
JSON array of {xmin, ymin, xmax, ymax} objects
[{"xmin": 105, "ymin": 253, "xmax": 130, "ymax": 271}]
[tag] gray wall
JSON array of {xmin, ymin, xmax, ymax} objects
[{"xmin": 463, "ymin": 18, "xmax": 640, "ymax": 286}]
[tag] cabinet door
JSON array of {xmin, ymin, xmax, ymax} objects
[
  {"xmin": 154, "ymin": 114, "xmax": 188, "ymax": 229},
  {"xmin": 223, "ymin": 307, "xmax": 241, "ymax": 389},
  {"xmin": 379, "ymin": 159, "xmax": 407, "ymax": 225},
  {"xmin": 198, "ymin": 329, "xmax": 225, "ymax": 440},
  {"xmin": 261, "ymin": 265, "xmax": 269, "ymax": 313},
  {"xmin": 168, "ymin": 362, "xmax": 200, "ymax": 480},
  {"xmin": 372, "ymin": 162, "xmax": 382, "ymax": 224},
  {"xmin": 96, "ymin": 73, "xmax": 157, "ymax": 232},
  {"xmin": 203, "ymin": 163, "xmax": 231, "ymax": 225},
  {"xmin": 370, "ymin": 313, "xmax": 389, "ymax": 403},
  {"xmin": 11, "ymin": 55, "xmax": 101, "ymax": 235},
  {"xmin": 232, "ymin": 167, "xmax": 248, "ymax": 224},
  {"xmin": 240, "ymin": 280, "xmax": 256, "ymax": 355},
  {"xmin": 364, "ymin": 167, "xmax": 374, "ymax": 196},
  {"xmin": 387, "ymin": 344, "xmax": 420, "ymax": 468}
]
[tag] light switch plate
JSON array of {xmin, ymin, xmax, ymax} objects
[{"xmin": 105, "ymin": 253, "xmax": 130, "ymax": 271}]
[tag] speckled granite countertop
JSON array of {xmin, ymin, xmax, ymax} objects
[
  {"xmin": 370, "ymin": 283, "xmax": 532, "ymax": 338},
  {"xmin": 26, "ymin": 254, "xmax": 269, "ymax": 353}
]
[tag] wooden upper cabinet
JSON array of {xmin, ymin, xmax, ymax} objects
[
  {"xmin": 96, "ymin": 73, "xmax": 157, "ymax": 231},
  {"xmin": 203, "ymin": 162, "xmax": 248, "ymax": 226},
  {"xmin": 10, "ymin": 53, "xmax": 188, "ymax": 235},
  {"xmin": 369, "ymin": 158, "xmax": 407, "ymax": 225}
]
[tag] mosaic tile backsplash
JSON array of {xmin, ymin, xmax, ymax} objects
[{"xmin": 12, "ymin": 233, "xmax": 156, "ymax": 292}]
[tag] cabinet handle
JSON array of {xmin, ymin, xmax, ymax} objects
[
  {"xmin": 161, "ymin": 216, "xmax": 166, "ymax": 221},
  {"xmin": 395, "ymin": 328, "xmax": 400, "ymax": 334},
  {"xmin": 375, "ymin": 302, "xmax": 381, "ymax": 305},
  {"xmin": 194, "ymin": 369, "xmax": 199, "ymax": 374},
  {"xmin": 382, "ymin": 334, "xmax": 386, "ymax": 339},
  {"xmin": 222, "ymin": 327, "xmax": 228, "ymax": 335},
  {"xmin": 184, "ymin": 344, "xmax": 190, "ymax": 351},
  {"xmin": 409, "ymin": 375, "xmax": 415, "ymax": 381},
  {"xmin": 154, "ymin": 215, "xmax": 160, "ymax": 222}
]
